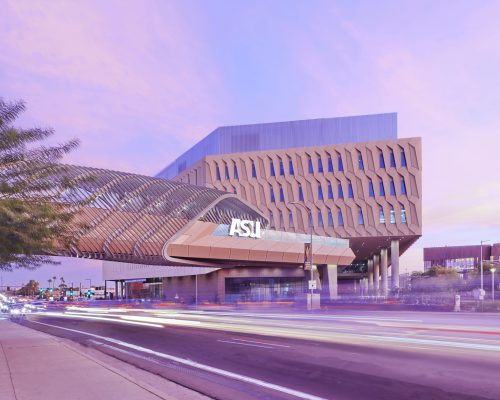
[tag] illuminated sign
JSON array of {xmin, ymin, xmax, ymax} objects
[{"xmin": 229, "ymin": 218, "xmax": 261, "ymax": 239}]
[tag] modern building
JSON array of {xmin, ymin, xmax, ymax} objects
[
  {"xmin": 424, "ymin": 243, "xmax": 500, "ymax": 272},
  {"xmin": 157, "ymin": 113, "xmax": 422, "ymax": 294}
]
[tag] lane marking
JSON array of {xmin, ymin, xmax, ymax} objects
[
  {"xmin": 231, "ymin": 338, "xmax": 290, "ymax": 348},
  {"xmin": 28, "ymin": 320, "xmax": 327, "ymax": 400},
  {"xmin": 217, "ymin": 339, "xmax": 274, "ymax": 349}
]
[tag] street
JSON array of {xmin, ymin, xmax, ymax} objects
[{"xmin": 17, "ymin": 308, "xmax": 500, "ymax": 400}]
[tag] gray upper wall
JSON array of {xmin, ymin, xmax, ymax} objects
[{"xmin": 156, "ymin": 113, "xmax": 397, "ymax": 179}]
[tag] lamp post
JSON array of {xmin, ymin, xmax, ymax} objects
[
  {"xmin": 491, "ymin": 268, "xmax": 496, "ymax": 302},
  {"xmin": 480, "ymin": 240, "xmax": 489, "ymax": 290},
  {"xmin": 291, "ymin": 202, "xmax": 314, "ymax": 310}
]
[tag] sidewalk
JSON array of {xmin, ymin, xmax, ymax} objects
[{"xmin": 0, "ymin": 317, "xmax": 208, "ymax": 400}]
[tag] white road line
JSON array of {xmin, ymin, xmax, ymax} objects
[
  {"xmin": 28, "ymin": 320, "xmax": 327, "ymax": 400},
  {"xmin": 231, "ymin": 338, "xmax": 291, "ymax": 348},
  {"xmin": 217, "ymin": 339, "xmax": 274, "ymax": 349}
]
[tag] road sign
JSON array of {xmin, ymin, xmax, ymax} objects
[
  {"xmin": 304, "ymin": 242, "xmax": 312, "ymax": 270},
  {"xmin": 308, "ymin": 280, "xmax": 317, "ymax": 290}
]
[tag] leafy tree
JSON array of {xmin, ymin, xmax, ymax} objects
[
  {"xmin": 17, "ymin": 279, "xmax": 39, "ymax": 296},
  {"xmin": 0, "ymin": 98, "xmax": 80, "ymax": 271}
]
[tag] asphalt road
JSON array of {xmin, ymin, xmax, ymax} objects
[{"xmin": 17, "ymin": 308, "xmax": 500, "ymax": 400}]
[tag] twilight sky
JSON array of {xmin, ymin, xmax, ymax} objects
[{"xmin": 1, "ymin": 0, "xmax": 499, "ymax": 285}]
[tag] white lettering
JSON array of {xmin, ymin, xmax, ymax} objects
[{"xmin": 228, "ymin": 218, "xmax": 261, "ymax": 239}]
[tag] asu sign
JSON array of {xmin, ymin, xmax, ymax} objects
[{"xmin": 229, "ymin": 218, "xmax": 262, "ymax": 239}]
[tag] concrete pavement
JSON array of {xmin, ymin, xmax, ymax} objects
[{"xmin": 0, "ymin": 317, "xmax": 208, "ymax": 400}]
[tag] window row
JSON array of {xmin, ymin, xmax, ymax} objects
[
  {"xmin": 214, "ymin": 147, "xmax": 408, "ymax": 181},
  {"xmin": 269, "ymin": 203, "xmax": 408, "ymax": 229}
]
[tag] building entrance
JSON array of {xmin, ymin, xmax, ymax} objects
[{"xmin": 225, "ymin": 277, "xmax": 304, "ymax": 302}]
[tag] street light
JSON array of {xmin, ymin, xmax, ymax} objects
[
  {"xmin": 290, "ymin": 201, "xmax": 315, "ymax": 310},
  {"xmin": 491, "ymin": 268, "xmax": 496, "ymax": 302},
  {"xmin": 480, "ymin": 240, "xmax": 490, "ymax": 290}
]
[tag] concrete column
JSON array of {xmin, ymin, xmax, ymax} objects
[
  {"xmin": 380, "ymin": 248, "xmax": 388, "ymax": 296},
  {"xmin": 373, "ymin": 255, "xmax": 380, "ymax": 292},
  {"xmin": 391, "ymin": 239, "xmax": 400, "ymax": 290},
  {"xmin": 367, "ymin": 259, "xmax": 374, "ymax": 291},
  {"xmin": 114, "ymin": 281, "xmax": 118, "ymax": 300},
  {"xmin": 326, "ymin": 265, "xmax": 338, "ymax": 300}
]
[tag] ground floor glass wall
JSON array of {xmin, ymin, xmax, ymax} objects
[{"xmin": 225, "ymin": 277, "xmax": 305, "ymax": 302}]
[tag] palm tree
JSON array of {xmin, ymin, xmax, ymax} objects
[{"xmin": 52, "ymin": 276, "xmax": 56, "ymax": 290}]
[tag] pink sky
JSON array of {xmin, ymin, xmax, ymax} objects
[{"xmin": 1, "ymin": 0, "xmax": 499, "ymax": 284}]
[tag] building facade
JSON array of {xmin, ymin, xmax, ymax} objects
[{"xmin": 424, "ymin": 243, "xmax": 500, "ymax": 272}]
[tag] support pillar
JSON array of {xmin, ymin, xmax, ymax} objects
[
  {"xmin": 367, "ymin": 259, "xmax": 374, "ymax": 291},
  {"xmin": 373, "ymin": 255, "xmax": 380, "ymax": 293},
  {"xmin": 115, "ymin": 281, "xmax": 119, "ymax": 300},
  {"xmin": 104, "ymin": 280, "xmax": 107, "ymax": 300},
  {"xmin": 326, "ymin": 265, "xmax": 338, "ymax": 300},
  {"xmin": 391, "ymin": 239, "xmax": 400, "ymax": 290},
  {"xmin": 381, "ymin": 248, "xmax": 388, "ymax": 296}
]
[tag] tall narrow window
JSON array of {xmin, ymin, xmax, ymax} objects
[
  {"xmin": 390, "ymin": 149, "xmax": 396, "ymax": 168},
  {"xmin": 328, "ymin": 209, "xmax": 334, "ymax": 226},
  {"xmin": 348, "ymin": 180, "xmax": 354, "ymax": 198},
  {"xmin": 279, "ymin": 158, "xmax": 285, "ymax": 176},
  {"xmin": 269, "ymin": 211, "xmax": 275, "ymax": 228},
  {"xmin": 289, "ymin": 158, "xmax": 294, "ymax": 175},
  {"xmin": 379, "ymin": 179, "xmax": 385, "ymax": 196},
  {"xmin": 308, "ymin": 210, "xmax": 313, "ymax": 227},
  {"xmin": 298, "ymin": 183, "xmax": 304, "ymax": 201},
  {"xmin": 390, "ymin": 178, "xmax": 396, "ymax": 196},
  {"xmin": 328, "ymin": 156, "xmax": 334, "ymax": 172},
  {"xmin": 379, "ymin": 150, "xmax": 386, "ymax": 168},
  {"xmin": 279, "ymin": 211, "xmax": 284, "ymax": 228},
  {"xmin": 318, "ymin": 183, "xmax": 324, "ymax": 200},
  {"xmin": 308, "ymin": 156, "xmax": 314, "ymax": 174},
  {"xmin": 224, "ymin": 163, "xmax": 230, "ymax": 180},
  {"xmin": 338, "ymin": 153, "xmax": 344, "ymax": 171},
  {"xmin": 279, "ymin": 185, "xmax": 285, "ymax": 202},
  {"xmin": 400, "ymin": 204, "xmax": 407, "ymax": 224},
  {"xmin": 216, "ymin": 164, "xmax": 221, "ymax": 180},
  {"xmin": 288, "ymin": 210, "xmax": 294, "ymax": 228},
  {"xmin": 338, "ymin": 181, "xmax": 344, "ymax": 198},
  {"xmin": 328, "ymin": 182, "xmax": 334, "ymax": 199},
  {"xmin": 233, "ymin": 163, "xmax": 239, "ymax": 179},
  {"xmin": 318, "ymin": 156, "xmax": 324, "ymax": 173},
  {"xmin": 358, "ymin": 151, "xmax": 364, "ymax": 170},
  {"xmin": 368, "ymin": 179, "xmax": 375, "ymax": 197},
  {"xmin": 400, "ymin": 176, "xmax": 407, "ymax": 195},
  {"xmin": 358, "ymin": 207, "xmax": 364, "ymax": 225},
  {"xmin": 390, "ymin": 205, "xmax": 396, "ymax": 224},
  {"xmin": 270, "ymin": 186, "xmax": 275, "ymax": 203},
  {"xmin": 251, "ymin": 160, "xmax": 256, "ymax": 178},
  {"xmin": 401, "ymin": 148, "xmax": 407, "ymax": 167},
  {"xmin": 379, "ymin": 205, "xmax": 385, "ymax": 224},
  {"xmin": 270, "ymin": 159, "xmax": 275, "ymax": 176},
  {"xmin": 338, "ymin": 208, "xmax": 344, "ymax": 226},
  {"xmin": 318, "ymin": 210, "xmax": 324, "ymax": 227}
]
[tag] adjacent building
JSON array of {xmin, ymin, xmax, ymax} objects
[{"xmin": 424, "ymin": 243, "xmax": 500, "ymax": 272}]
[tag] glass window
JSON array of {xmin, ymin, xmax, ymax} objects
[
  {"xmin": 400, "ymin": 204, "xmax": 407, "ymax": 224},
  {"xmin": 279, "ymin": 185, "xmax": 285, "ymax": 202},
  {"xmin": 225, "ymin": 163, "xmax": 230, "ymax": 180},
  {"xmin": 288, "ymin": 210, "xmax": 294, "ymax": 227},
  {"xmin": 338, "ymin": 208, "xmax": 344, "ymax": 226},
  {"xmin": 270, "ymin": 159, "xmax": 275, "ymax": 176},
  {"xmin": 318, "ymin": 156, "xmax": 324, "ymax": 173},
  {"xmin": 379, "ymin": 150, "xmax": 385, "ymax": 168},
  {"xmin": 379, "ymin": 179, "xmax": 385, "ymax": 196},
  {"xmin": 216, "ymin": 164, "xmax": 221, "ymax": 180},
  {"xmin": 358, "ymin": 151, "xmax": 364, "ymax": 170},
  {"xmin": 288, "ymin": 158, "xmax": 294, "ymax": 175},
  {"xmin": 318, "ymin": 183, "xmax": 324, "ymax": 200},
  {"xmin": 308, "ymin": 210, "xmax": 313, "ymax": 227},
  {"xmin": 358, "ymin": 207, "xmax": 364, "ymax": 225},
  {"xmin": 233, "ymin": 163, "xmax": 238, "ymax": 180},
  {"xmin": 401, "ymin": 148, "xmax": 407, "ymax": 167},
  {"xmin": 251, "ymin": 160, "xmax": 256, "ymax": 178},
  {"xmin": 390, "ymin": 206, "xmax": 396, "ymax": 224},
  {"xmin": 390, "ymin": 178, "xmax": 396, "ymax": 196},
  {"xmin": 270, "ymin": 186, "xmax": 275, "ymax": 203},
  {"xmin": 400, "ymin": 176, "xmax": 407, "ymax": 195},
  {"xmin": 318, "ymin": 210, "xmax": 324, "ymax": 227},
  {"xmin": 348, "ymin": 180, "xmax": 354, "ymax": 198},
  {"xmin": 390, "ymin": 149, "xmax": 396, "ymax": 168},
  {"xmin": 379, "ymin": 205, "xmax": 385, "ymax": 224},
  {"xmin": 368, "ymin": 179, "xmax": 375, "ymax": 197},
  {"xmin": 328, "ymin": 182, "xmax": 334, "ymax": 199},
  {"xmin": 308, "ymin": 156, "xmax": 314, "ymax": 174},
  {"xmin": 338, "ymin": 181, "xmax": 344, "ymax": 198},
  {"xmin": 269, "ymin": 211, "xmax": 274, "ymax": 228},
  {"xmin": 279, "ymin": 211, "xmax": 284, "ymax": 228},
  {"xmin": 279, "ymin": 158, "xmax": 284, "ymax": 176},
  {"xmin": 298, "ymin": 183, "xmax": 304, "ymax": 201},
  {"xmin": 338, "ymin": 153, "xmax": 344, "ymax": 171},
  {"xmin": 328, "ymin": 209, "xmax": 334, "ymax": 226},
  {"xmin": 328, "ymin": 156, "xmax": 333, "ymax": 172}
]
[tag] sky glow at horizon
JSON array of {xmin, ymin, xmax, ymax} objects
[{"xmin": 1, "ymin": 0, "xmax": 499, "ymax": 283}]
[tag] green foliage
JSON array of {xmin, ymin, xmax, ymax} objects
[
  {"xmin": 423, "ymin": 266, "xmax": 459, "ymax": 278},
  {"xmin": 0, "ymin": 98, "xmax": 80, "ymax": 271},
  {"xmin": 16, "ymin": 279, "xmax": 39, "ymax": 296}
]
